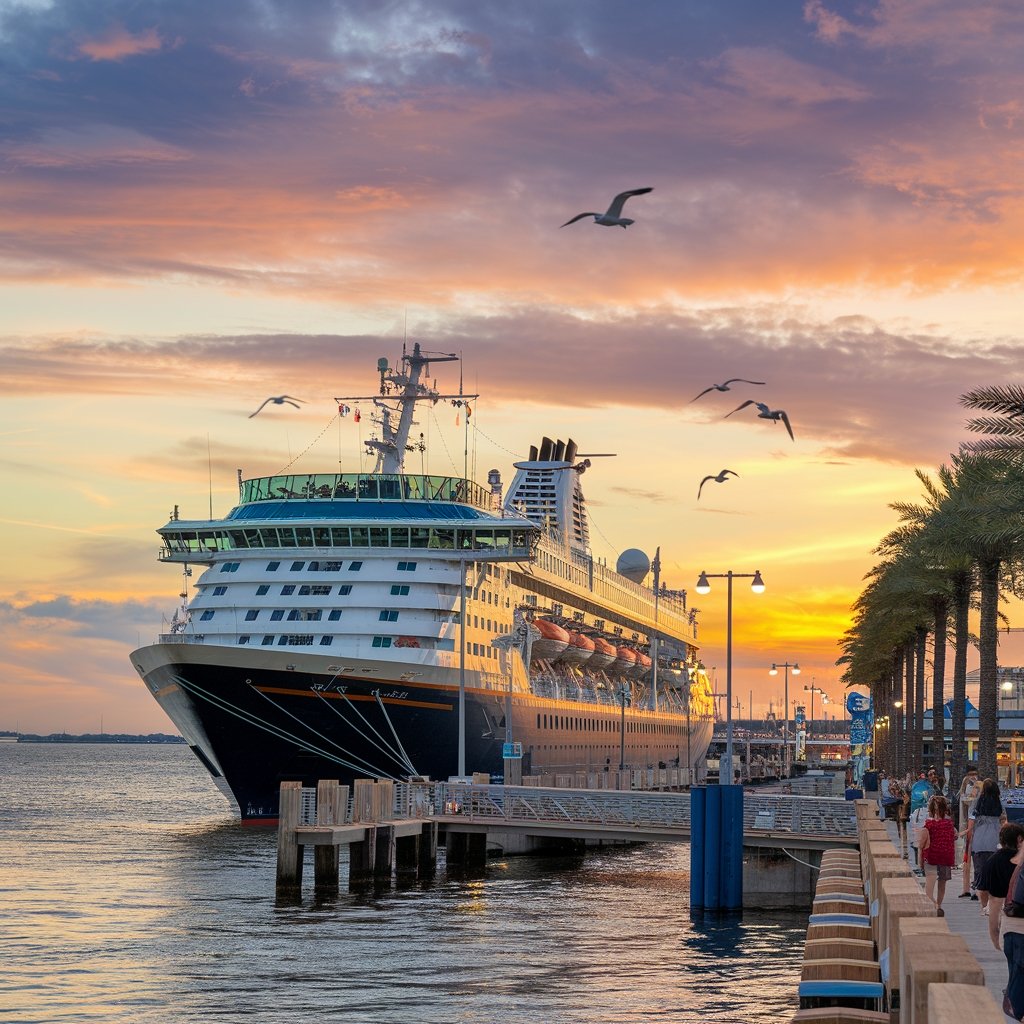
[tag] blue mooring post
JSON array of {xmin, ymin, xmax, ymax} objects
[
  {"xmin": 702, "ymin": 784, "xmax": 722, "ymax": 910},
  {"xmin": 689, "ymin": 786, "xmax": 706, "ymax": 909},
  {"xmin": 721, "ymin": 784, "xmax": 744, "ymax": 910},
  {"xmin": 690, "ymin": 784, "xmax": 743, "ymax": 913}
]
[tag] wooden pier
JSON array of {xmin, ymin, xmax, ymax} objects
[
  {"xmin": 276, "ymin": 779, "xmax": 439, "ymax": 895},
  {"xmin": 275, "ymin": 772, "xmax": 862, "ymax": 903}
]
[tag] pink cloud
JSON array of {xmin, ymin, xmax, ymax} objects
[
  {"xmin": 76, "ymin": 25, "xmax": 164, "ymax": 62},
  {"xmin": 711, "ymin": 46, "xmax": 871, "ymax": 105}
]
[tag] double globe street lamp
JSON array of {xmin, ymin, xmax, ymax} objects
[
  {"xmin": 769, "ymin": 660, "xmax": 800, "ymax": 778},
  {"xmin": 695, "ymin": 569, "xmax": 765, "ymax": 786}
]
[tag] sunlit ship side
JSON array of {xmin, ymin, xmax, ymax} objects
[{"xmin": 130, "ymin": 345, "xmax": 714, "ymax": 822}]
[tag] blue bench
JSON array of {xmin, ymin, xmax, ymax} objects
[
  {"xmin": 808, "ymin": 913, "xmax": 871, "ymax": 926},
  {"xmin": 798, "ymin": 979, "xmax": 884, "ymax": 1010}
]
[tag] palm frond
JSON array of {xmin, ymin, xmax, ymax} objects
[
  {"xmin": 960, "ymin": 385, "xmax": 1024, "ymax": 416},
  {"xmin": 964, "ymin": 416, "xmax": 1024, "ymax": 437}
]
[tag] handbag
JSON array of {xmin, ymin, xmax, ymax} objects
[{"xmin": 1004, "ymin": 859, "xmax": 1024, "ymax": 917}]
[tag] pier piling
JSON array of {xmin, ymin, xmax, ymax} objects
[
  {"xmin": 275, "ymin": 780, "xmax": 304, "ymax": 895},
  {"xmin": 418, "ymin": 821, "xmax": 438, "ymax": 879},
  {"xmin": 313, "ymin": 779, "xmax": 342, "ymax": 892}
]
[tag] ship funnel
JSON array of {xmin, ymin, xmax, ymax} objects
[
  {"xmin": 528, "ymin": 445, "xmax": 539, "ymax": 461},
  {"xmin": 487, "ymin": 469, "xmax": 503, "ymax": 511},
  {"xmin": 553, "ymin": 439, "xmax": 566, "ymax": 462},
  {"xmin": 565, "ymin": 439, "xmax": 578, "ymax": 463},
  {"xmin": 538, "ymin": 437, "xmax": 554, "ymax": 461}
]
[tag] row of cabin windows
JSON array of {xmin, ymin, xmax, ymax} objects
[
  {"xmin": 237, "ymin": 634, "xmax": 399, "ymax": 648},
  {"xmin": 466, "ymin": 642, "xmax": 498, "ymax": 659},
  {"xmin": 536, "ymin": 713, "xmax": 680, "ymax": 734},
  {"xmin": 174, "ymin": 526, "xmax": 530, "ymax": 553},
  {"xmin": 260, "ymin": 559, "xmax": 367, "ymax": 573},
  {"xmin": 215, "ymin": 583, "xmax": 405, "ymax": 598},
  {"xmin": 210, "ymin": 607, "xmax": 407, "ymax": 623}
]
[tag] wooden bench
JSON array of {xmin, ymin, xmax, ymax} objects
[
  {"xmin": 789, "ymin": 1009, "xmax": 888, "ymax": 1024},
  {"xmin": 804, "ymin": 938, "xmax": 876, "ymax": 962},
  {"xmin": 801, "ymin": 959, "xmax": 882, "ymax": 984}
]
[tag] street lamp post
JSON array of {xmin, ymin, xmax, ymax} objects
[
  {"xmin": 804, "ymin": 683, "xmax": 826, "ymax": 766},
  {"xmin": 769, "ymin": 661, "xmax": 800, "ymax": 778},
  {"xmin": 619, "ymin": 680, "xmax": 627, "ymax": 771},
  {"xmin": 695, "ymin": 569, "xmax": 766, "ymax": 786}
]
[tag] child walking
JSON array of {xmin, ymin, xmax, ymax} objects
[
  {"xmin": 908, "ymin": 801, "xmax": 928, "ymax": 874},
  {"xmin": 920, "ymin": 794, "xmax": 956, "ymax": 916}
]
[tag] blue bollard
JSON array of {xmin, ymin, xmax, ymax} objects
[
  {"xmin": 703, "ymin": 784, "xmax": 722, "ymax": 910},
  {"xmin": 721, "ymin": 784, "xmax": 744, "ymax": 910},
  {"xmin": 690, "ymin": 786, "xmax": 706, "ymax": 910}
]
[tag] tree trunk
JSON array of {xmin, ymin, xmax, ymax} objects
[
  {"xmin": 931, "ymin": 599, "xmax": 948, "ymax": 786},
  {"xmin": 915, "ymin": 625, "xmax": 927, "ymax": 772},
  {"xmin": 904, "ymin": 639, "xmax": 915, "ymax": 776},
  {"xmin": 977, "ymin": 556, "xmax": 1001, "ymax": 782},
  {"xmin": 950, "ymin": 571, "xmax": 971, "ymax": 815},
  {"xmin": 893, "ymin": 649, "xmax": 905, "ymax": 776}
]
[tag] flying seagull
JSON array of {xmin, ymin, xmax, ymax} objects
[
  {"xmin": 725, "ymin": 400, "xmax": 795, "ymax": 441},
  {"xmin": 249, "ymin": 395, "xmax": 305, "ymax": 418},
  {"xmin": 697, "ymin": 469, "xmax": 738, "ymax": 500},
  {"xmin": 690, "ymin": 378, "xmax": 766, "ymax": 403},
  {"xmin": 560, "ymin": 187, "xmax": 653, "ymax": 229}
]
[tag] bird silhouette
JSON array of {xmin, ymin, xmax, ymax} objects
[
  {"xmin": 690, "ymin": 378, "xmax": 766, "ymax": 403},
  {"xmin": 725, "ymin": 400, "xmax": 795, "ymax": 441},
  {"xmin": 561, "ymin": 187, "xmax": 653, "ymax": 229},
  {"xmin": 697, "ymin": 469, "xmax": 738, "ymax": 500},
  {"xmin": 249, "ymin": 395, "xmax": 305, "ymax": 418}
]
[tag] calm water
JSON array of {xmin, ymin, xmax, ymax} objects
[{"xmin": 0, "ymin": 744, "xmax": 806, "ymax": 1023}]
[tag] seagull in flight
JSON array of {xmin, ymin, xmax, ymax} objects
[
  {"xmin": 249, "ymin": 396, "xmax": 305, "ymax": 418},
  {"xmin": 690, "ymin": 378, "xmax": 766, "ymax": 403},
  {"xmin": 561, "ymin": 187, "xmax": 653, "ymax": 229},
  {"xmin": 725, "ymin": 400, "xmax": 795, "ymax": 441},
  {"xmin": 697, "ymin": 469, "xmax": 738, "ymax": 500}
]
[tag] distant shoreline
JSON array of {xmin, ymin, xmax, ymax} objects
[{"xmin": 2, "ymin": 733, "xmax": 186, "ymax": 745}]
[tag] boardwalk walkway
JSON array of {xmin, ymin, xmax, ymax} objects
[{"xmin": 880, "ymin": 816, "xmax": 1010, "ymax": 1013}]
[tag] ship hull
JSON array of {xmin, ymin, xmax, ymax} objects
[{"xmin": 131, "ymin": 643, "xmax": 713, "ymax": 823}]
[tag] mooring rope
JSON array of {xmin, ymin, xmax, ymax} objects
[{"xmin": 312, "ymin": 688, "xmax": 416, "ymax": 776}]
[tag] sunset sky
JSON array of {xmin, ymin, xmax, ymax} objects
[{"xmin": 3, "ymin": 0, "xmax": 1024, "ymax": 734}]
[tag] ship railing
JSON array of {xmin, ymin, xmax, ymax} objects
[{"xmin": 156, "ymin": 633, "xmax": 207, "ymax": 644}]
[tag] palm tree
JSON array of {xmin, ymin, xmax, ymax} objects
[
  {"xmin": 840, "ymin": 558, "xmax": 931, "ymax": 774},
  {"xmin": 875, "ymin": 519, "xmax": 955, "ymax": 774},
  {"xmin": 961, "ymin": 385, "xmax": 1024, "ymax": 460},
  {"xmin": 921, "ymin": 454, "xmax": 1024, "ymax": 780}
]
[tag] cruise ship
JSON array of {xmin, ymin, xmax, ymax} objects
[{"xmin": 130, "ymin": 345, "xmax": 715, "ymax": 822}]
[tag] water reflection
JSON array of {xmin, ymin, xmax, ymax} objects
[{"xmin": 1, "ymin": 745, "xmax": 805, "ymax": 1023}]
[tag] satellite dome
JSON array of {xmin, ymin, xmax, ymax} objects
[{"xmin": 616, "ymin": 548, "xmax": 650, "ymax": 583}]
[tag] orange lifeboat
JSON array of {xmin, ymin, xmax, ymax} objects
[
  {"xmin": 557, "ymin": 631, "xmax": 595, "ymax": 666},
  {"xmin": 631, "ymin": 652, "xmax": 652, "ymax": 678},
  {"xmin": 529, "ymin": 619, "xmax": 570, "ymax": 662},
  {"xmin": 589, "ymin": 637, "xmax": 617, "ymax": 670},
  {"xmin": 611, "ymin": 646, "xmax": 638, "ymax": 675}
]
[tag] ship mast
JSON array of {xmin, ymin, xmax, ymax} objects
[{"xmin": 335, "ymin": 343, "xmax": 477, "ymax": 475}]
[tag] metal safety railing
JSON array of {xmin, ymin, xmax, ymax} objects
[{"xmin": 295, "ymin": 780, "xmax": 858, "ymax": 840}]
